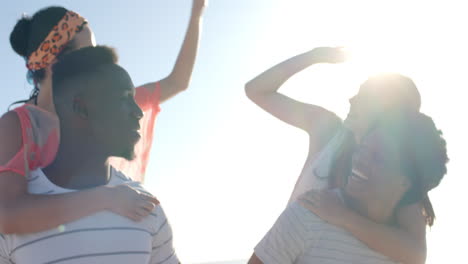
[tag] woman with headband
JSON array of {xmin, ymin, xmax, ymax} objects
[{"xmin": 0, "ymin": 1, "xmax": 205, "ymax": 234}]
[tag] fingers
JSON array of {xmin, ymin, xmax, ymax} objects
[
  {"xmin": 139, "ymin": 200, "xmax": 156, "ymax": 212},
  {"xmin": 299, "ymin": 196, "xmax": 317, "ymax": 207},
  {"xmin": 298, "ymin": 199, "xmax": 313, "ymax": 210},
  {"xmin": 300, "ymin": 190, "xmax": 320, "ymax": 202},
  {"xmin": 299, "ymin": 190, "xmax": 324, "ymax": 209},
  {"xmin": 127, "ymin": 207, "xmax": 152, "ymax": 222},
  {"xmin": 140, "ymin": 193, "xmax": 159, "ymax": 205},
  {"xmin": 135, "ymin": 207, "xmax": 151, "ymax": 218},
  {"xmin": 126, "ymin": 212, "xmax": 141, "ymax": 222}
]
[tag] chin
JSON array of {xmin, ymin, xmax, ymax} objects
[
  {"xmin": 123, "ymin": 152, "xmax": 136, "ymax": 161},
  {"xmin": 116, "ymin": 147, "xmax": 136, "ymax": 161}
]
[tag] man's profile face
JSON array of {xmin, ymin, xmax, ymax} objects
[{"xmin": 84, "ymin": 64, "xmax": 143, "ymax": 160}]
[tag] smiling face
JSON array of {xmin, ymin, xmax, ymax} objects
[{"xmin": 344, "ymin": 125, "xmax": 410, "ymax": 214}]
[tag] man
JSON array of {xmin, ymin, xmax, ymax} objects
[
  {"xmin": 0, "ymin": 46, "xmax": 178, "ymax": 264},
  {"xmin": 248, "ymin": 115, "xmax": 448, "ymax": 264}
]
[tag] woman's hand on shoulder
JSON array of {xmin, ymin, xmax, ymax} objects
[{"xmin": 298, "ymin": 189, "xmax": 352, "ymax": 227}]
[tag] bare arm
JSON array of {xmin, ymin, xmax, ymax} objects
[
  {"xmin": 0, "ymin": 112, "xmax": 158, "ymax": 234},
  {"xmin": 342, "ymin": 203, "xmax": 427, "ymax": 264},
  {"xmin": 0, "ymin": 173, "xmax": 111, "ymax": 234},
  {"xmin": 300, "ymin": 190, "xmax": 426, "ymax": 264},
  {"xmin": 141, "ymin": 0, "xmax": 205, "ymax": 104},
  {"xmin": 245, "ymin": 47, "xmax": 344, "ymax": 142}
]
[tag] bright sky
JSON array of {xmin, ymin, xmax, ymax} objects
[{"xmin": 1, "ymin": 0, "xmax": 467, "ymax": 263}]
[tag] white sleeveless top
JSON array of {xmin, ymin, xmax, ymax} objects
[{"xmin": 288, "ymin": 127, "xmax": 350, "ymax": 203}]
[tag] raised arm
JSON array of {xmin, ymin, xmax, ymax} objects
[
  {"xmin": 245, "ymin": 47, "xmax": 344, "ymax": 141},
  {"xmin": 140, "ymin": 0, "xmax": 206, "ymax": 104},
  {"xmin": 0, "ymin": 112, "xmax": 158, "ymax": 234},
  {"xmin": 300, "ymin": 190, "xmax": 427, "ymax": 264}
]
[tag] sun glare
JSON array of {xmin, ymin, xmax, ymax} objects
[{"xmin": 344, "ymin": 45, "xmax": 405, "ymax": 77}]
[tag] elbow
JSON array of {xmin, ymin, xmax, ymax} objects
[
  {"xmin": 170, "ymin": 78, "xmax": 191, "ymax": 95},
  {"xmin": 402, "ymin": 245, "xmax": 426, "ymax": 264},
  {"xmin": 413, "ymin": 241, "xmax": 427, "ymax": 264},
  {"xmin": 164, "ymin": 73, "xmax": 191, "ymax": 95},
  {"xmin": 244, "ymin": 80, "xmax": 258, "ymax": 101},
  {"xmin": 245, "ymin": 79, "xmax": 268, "ymax": 103},
  {"xmin": 175, "ymin": 79, "xmax": 191, "ymax": 93},
  {"xmin": 414, "ymin": 247, "xmax": 427, "ymax": 264}
]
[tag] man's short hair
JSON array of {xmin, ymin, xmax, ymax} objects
[{"xmin": 52, "ymin": 45, "xmax": 118, "ymax": 99}]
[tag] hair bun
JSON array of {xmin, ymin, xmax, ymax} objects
[{"xmin": 10, "ymin": 15, "xmax": 33, "ymax": 57}]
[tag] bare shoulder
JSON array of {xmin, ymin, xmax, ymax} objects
[
  {"xmin": 0, "ymin": 111, "xmax": 27, "ymax": 199},
  {"xmin": 0, "ymin": 111, "xmax": 22, "ymax": 164}
]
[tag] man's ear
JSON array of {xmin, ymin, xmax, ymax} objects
[{"xmin": 72, "ymin": 95, "xmax": 88, "ymax": 119}]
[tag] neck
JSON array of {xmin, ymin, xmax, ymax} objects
[
  {"xmin": 43, "ymin": 127, "xmax": 110, "ymax": 189},
  {"xmin": 352, "ymin": 128, "xmax": 367, "ymax": 145},
  {"xmin": 36, "ymin": 78, "xmax": 56, "ymax": 113},
  {"xmin": 341, "ymin": 189, "xmax": 397, "ymax": 224}
]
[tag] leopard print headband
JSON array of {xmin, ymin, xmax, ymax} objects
[{"xmin": 26, "ymin": 11, "xmax": 87, "ymax": 71}]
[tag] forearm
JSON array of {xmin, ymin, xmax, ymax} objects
[
  {"xmin": 0, "ymin": 187, "xmax": 110, "ymax": 234},
  {"xmin": 245, "ymin": 49, "xmax": 320, "ymax": 96},
  {"xmin": 248, "ymin": 253, "xmax": 264, "ymax": 264},
  {"xmin": 343, "ymin": 211, "xmax": 426, "ymax": 264},
  {"xmin": 160, "ymin": 6, "xmax": 203, "ymax": 101}
]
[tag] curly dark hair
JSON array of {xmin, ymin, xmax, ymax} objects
[{"xmin": 377, "ymin": 111, "xmax": 449, "ymax": 226}]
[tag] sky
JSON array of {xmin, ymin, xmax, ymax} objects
[{"xmin": 1, "ymin": 0, "xmax": 467, "ymax": 263}]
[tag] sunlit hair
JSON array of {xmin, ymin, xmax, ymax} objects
[
  {"xmin": 376, "ymin": 111, "xmax": 448, "ymax": 226},
  {"xmin": 334, "ymin": 73, "xmax": 447, "ymax": 226},
  {"xmin": 361, "ymin": 73, "xmax": 421, "ymax": 114}
]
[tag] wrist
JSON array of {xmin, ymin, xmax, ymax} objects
[
  {"xmin": 341, "ymin": 208, "xmax": 365, "ymax": 230},
  {"xmin": 92, "ymin": 186, "xmax": 113, "ymax": 210},
  {"xmin": 305, "ymin": 50, "xmax": 324, "ymax": 64},
  {"xmin": 191, "ymin": 6, "xmax": 205, "ymax": 18}
]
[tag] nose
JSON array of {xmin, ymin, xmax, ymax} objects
[{"xmin": 131, "ymin": 99, "xmax": 143, "ymax": 120}]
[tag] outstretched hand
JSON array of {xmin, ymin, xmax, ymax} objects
[
  {"xmin": 310, "ymin": 47, "xmax": 347, "ymax": 64},
  {"xmin": 192, "ymin": 0, "xmax": 207, "ymax": 15}
]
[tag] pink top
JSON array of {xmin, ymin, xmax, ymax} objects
[
  {"xmin": 109, "ymin": 82, "xmax": 161, "ymax": 182},
  {"xmin": 0, "ymin": 82, "xmax": 161, "ymax": 183}
]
